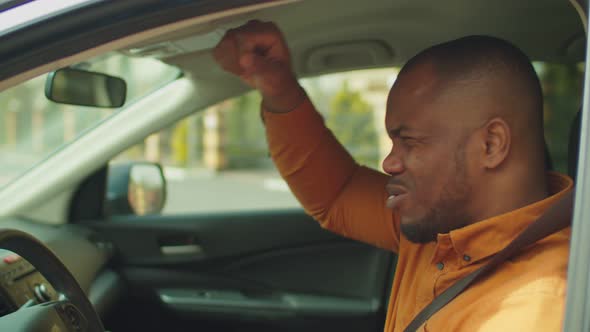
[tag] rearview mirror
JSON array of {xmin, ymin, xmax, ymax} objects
[
  {"xmin": 105, "ymin": 162, "xmax": 167, "ymax": 216},
  {"xmin": 45, "ymin": 68, "xmax": 127, "ymax": 108}
]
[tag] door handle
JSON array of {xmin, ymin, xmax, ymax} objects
[{"xmin": 160, "ymin": 244, "xmax": 203, "ymax": 255}]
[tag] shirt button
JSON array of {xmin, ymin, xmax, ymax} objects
[
  {"xmin": 463, "ymin": 255, "xmax": 471, "ymax": 262},
  {"xmin": 436, "ymin": 262, "xmax": 444, "ymax": 270}
]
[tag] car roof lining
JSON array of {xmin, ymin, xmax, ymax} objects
[
  {"xmin": 149, "ymin": 0, "xmax": 585, "ymax": 79},
  {"xmin": 1, "ymin": 0, "xmax": 585, "ymax": 93},
  {"xmin": 119, "ymin": 0, "xmax": 588, "ymax": 105},
  {"xmin": 0, "ymin": 0, "xmax": 296, "ymax": 91}
]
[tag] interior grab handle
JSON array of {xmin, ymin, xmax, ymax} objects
[{"xmin": 160, "ymin": 244, "xmax": 203, "ymax": 255}]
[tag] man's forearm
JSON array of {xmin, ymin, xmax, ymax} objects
[
  {"xmin": 262, "ymin": 94, "xmax": 399, "ymax": 251},
  {"xmin": 263, "ymin": 94, "xmax": 359, "ymax": 219}
]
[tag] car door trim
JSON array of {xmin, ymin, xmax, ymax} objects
[{"xmin": 160, "ymin": 244, "xmax": 203, "ymax": 256}]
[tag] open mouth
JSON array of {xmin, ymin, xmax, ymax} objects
[
  {"xmin": 385, "ymin": 184, "xmax": 408, "ymax": 209},
  {"xmin": 386, "ymin": 193, "xmax": 407, "ymax": 209}
]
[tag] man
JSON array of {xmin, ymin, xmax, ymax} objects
[{"xmin": 214, "ymin": 20, "xmax": 572, "ymax": 331}]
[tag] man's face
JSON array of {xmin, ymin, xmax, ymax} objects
[{"xmin": 382, "ymin": 62, "xmax": 475, "ymax": 243}]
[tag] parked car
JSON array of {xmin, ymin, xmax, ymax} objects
[{"xmin": 0, "ymin": 0, "xmax": 587, "ymax": 331}]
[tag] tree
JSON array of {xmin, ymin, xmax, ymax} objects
[
  {"xmin": 539, "ymin": 63, "xmax": 584, "ymax": 173},
  {"xmin": 222, "ymin": 92, "xmax": 269, "ymax": 169},
  {"xmin": 327, "ymin": 81, "xmax": 379, "ymax": 168}
]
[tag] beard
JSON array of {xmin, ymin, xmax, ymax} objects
[{"xmin": 400, "ymin": 145, "xmax": 473, "ymax": 243}]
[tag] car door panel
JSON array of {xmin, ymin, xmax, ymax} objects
[{"xmin": 88, "ymin": 210, "xmax": 395, "ymax": 332}]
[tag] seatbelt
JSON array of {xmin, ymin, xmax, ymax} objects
[{"xmin": 404, "ymin": 190, "xmax": 574, "ymax": 332}]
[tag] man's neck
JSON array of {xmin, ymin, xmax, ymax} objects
[{"xmin": 469, "ymin": 173, "xmax": 549, "ymax": 224}]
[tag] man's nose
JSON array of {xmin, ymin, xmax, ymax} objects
[{"xmin": 382, "ymin": 148, "xmax": 404, "ymax": 175}]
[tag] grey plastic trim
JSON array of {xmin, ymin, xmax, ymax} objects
[
  {"xmin": 569, "ymin": 0, "xmax": 587, "ymax": 32},
  {"xmin": 88, "ymin": 269, "xmax": 124, "ymax": 319},
  {"xmin": 158, "ymin": 288, "xmax": 379, "ymax": 317},
  {"xmin": 564, "ymin": 3, "xmax": 590, "ymax": 331},
  {"xmin": 160, "ymin": 244, "xmax": 203, "ymax": 256},
  {"xmin": 305, "ymin": 41, "xmax": 394, "ymax": 73}
]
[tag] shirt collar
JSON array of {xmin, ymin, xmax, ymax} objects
[{"xmin": 431, "ymin": 172, "xmax": 573, "ymax": 265}]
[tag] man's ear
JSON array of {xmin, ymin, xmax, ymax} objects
[{"xmin": 481, "ymin": 117, "xmax": 511, "ymax": 169}]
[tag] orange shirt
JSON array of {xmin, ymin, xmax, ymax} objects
[{"xmin": 263, "ymin": 97, "xmax": 573, "ymax": 331}]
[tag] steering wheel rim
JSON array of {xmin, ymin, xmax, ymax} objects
[{"xmin": 0, "ymin": 229, "xmax": 104, "ymax": 332}]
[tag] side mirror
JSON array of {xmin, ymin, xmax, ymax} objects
[
  {"xmin": 105, "ymin": 162, "xmax": 167, "ymax": 216},
  {"xmin": 45, "ymin": 68, "xmax": 127, "ymax": 108}
]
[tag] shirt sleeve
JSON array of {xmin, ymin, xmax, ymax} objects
[{"xmin": 263, "ymin": 96, "xmax": 400, "ymax": 252}]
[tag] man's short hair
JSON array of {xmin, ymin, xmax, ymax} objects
[{"xmin": 401, "ymin": 35, "xmax": 543, "ymax": 115}]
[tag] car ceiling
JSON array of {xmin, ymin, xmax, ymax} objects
[{"xmin": 123, "ymin": 0, "xmax": 584, "ymax": 82}]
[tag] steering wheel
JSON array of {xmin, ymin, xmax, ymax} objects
[{"xmin": 0, "ymin": 229, "xmax": 104, "ymax": 332}]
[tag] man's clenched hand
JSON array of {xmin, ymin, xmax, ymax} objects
[{"xmin": 213, "ymin": 20, "xmax": 305, "ymax": 113}]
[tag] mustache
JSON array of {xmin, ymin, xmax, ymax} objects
[
  {"xmin": 386, "ymin": 178, "xmax": 409, "ymax": 188},
  {"xmin": 386, "ymin": 178, "xmax": 411, "ymax": 196}
]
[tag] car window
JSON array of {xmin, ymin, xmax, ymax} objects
[
  {"xmin": 111, "ymin": 68, "xmax": 396, "ymax": 216},
  {"xmin": 110, "ymin": 63, "xmax": 581, "ymax": 217},
  {"xmin": 536, "ymin": 62, "xmax": 584, "ymax": 173},
  {"xmin": 0, "ymin": 53, "xmax": 180, "ymax": 189}
]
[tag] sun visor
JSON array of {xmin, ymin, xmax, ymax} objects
[{"xmin": 122, "ymin": 29, "xmax": 227, "ymax": 58}]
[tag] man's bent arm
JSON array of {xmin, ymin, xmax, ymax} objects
[
  {"xmin": 212, "ymin": 20, "xmax": 399, "ymax": 251},
  {"xmin": 263, "ymin": 95, "xmax": 401, "ymax": 252}
]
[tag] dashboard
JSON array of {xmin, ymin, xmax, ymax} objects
[{"xmin": 0, "ymin": 249, "xmax": 58, "ymax": 317}]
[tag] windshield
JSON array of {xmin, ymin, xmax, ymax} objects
[{"xmin": 0, "ymin": 52, "xmax": 180, "ymax": 188}]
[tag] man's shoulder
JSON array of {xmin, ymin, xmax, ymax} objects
[
  {"xmin": 498, "ymin": 227, "xmax": 570, "ymax": 297},
  {"xmin": 458, "ymin": 228, "xmax": 570, "ymax": 301},
  {"xmin": 517, "ymin": 226, "xmax": 570, "ymax": 267}
]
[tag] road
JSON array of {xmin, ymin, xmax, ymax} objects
[{"xmin": 162, "ymin": 168, "xmax": 301, "ymax": 214}]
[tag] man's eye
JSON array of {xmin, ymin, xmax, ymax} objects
[{"xmin": 400, "ymin": 136, "xmax": 418, "ymax": 147}]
